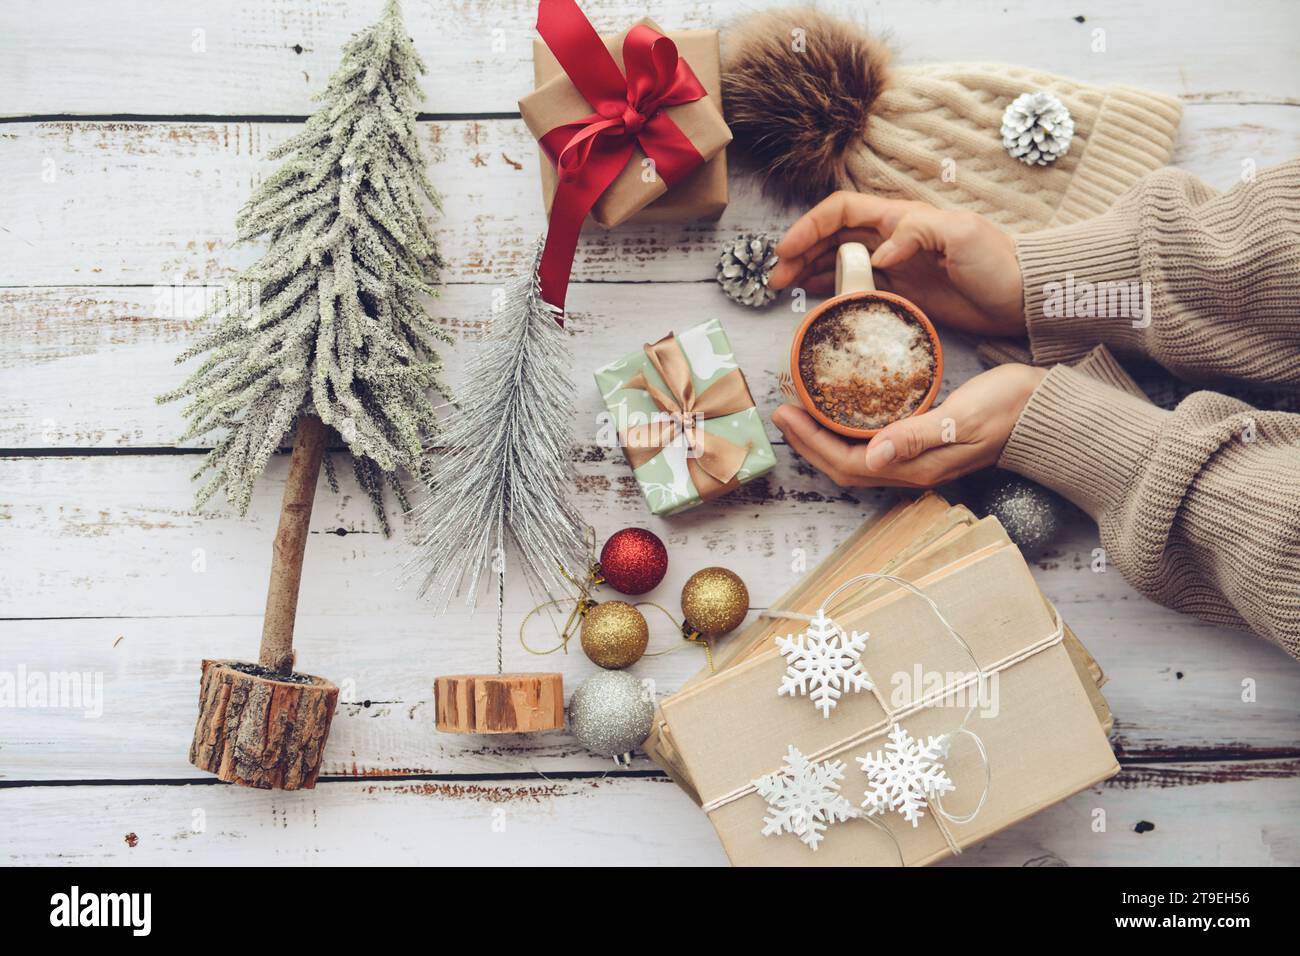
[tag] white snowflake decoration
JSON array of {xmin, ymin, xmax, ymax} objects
[
  {"xmin": 776, "ymin": 610, "xmax": 872, "ymax": 718},
  {"xmin": 754, "ymin": 745, "xmax": 856, "ymax": 851},
  {"xmin": 857, "ymin": 723, "xmax": 956, "ymax": 827}
]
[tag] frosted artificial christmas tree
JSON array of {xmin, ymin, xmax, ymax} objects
[{"xmin": 161, "ymin": 0, "xmax": 447, "ymax": 789}]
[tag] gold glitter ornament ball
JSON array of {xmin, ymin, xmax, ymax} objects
[
  {"xmin": 580, "ymin": 601, "xmax": 650, "ymax": 669},
  {"xmin": 680, "ymin": 567, "xmax": 749, "ymax": 637}
]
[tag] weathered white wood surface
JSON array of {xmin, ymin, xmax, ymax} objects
[
  {"xmin": 3, "ymin": 105, "xmax": 1298, "ymax": 288},
  {"xmin": 3, "ymin": 772, "xmax": 1297, "ymax": 866},
  {"xmin": 1, "ymin": 283, "xmax": 993, "ymax": 446},
  {"xmin": 3, "ymin": 601, "xmax": 1298, "ymax": 781},
  {"xmin": 2, "ymin": 0, "xmax": 1295, "ymax": 116},
  {"xmin": 1, "ymin": 0, "xmax": 1298, "ymax": 866}
]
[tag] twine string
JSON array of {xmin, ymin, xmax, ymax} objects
[
  {"xmin": 518, "ymin": 595, "xmax": 596, "ymax": 656},
  {"xmin": 518, "ymin": 527, "xmax": 603, "ymax": 657},
  {"xmin": 846, "ymin": 805, "xmax": 906, "ymax": 865},
  {"xmin": 638, "ymin": 602, "xmax": 715, "ymax": 673}
]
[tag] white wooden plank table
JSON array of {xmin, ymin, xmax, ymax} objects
[{"xmin": 2, "ymin": 0, "xmax": 1298, "ymax": 866}]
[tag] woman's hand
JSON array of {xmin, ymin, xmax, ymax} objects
[
  {"xmin": 769, "ymin": 192, "xmax": 1027, "ymax": 338},
  {"xmin": 772, "ymin": 364, "xmax": 1047, "ymax": 488}
]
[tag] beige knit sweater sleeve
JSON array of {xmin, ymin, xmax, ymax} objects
[
  {"xmin": 1016, "ymin": 160, "xmax": 1300, "ymax": 386},
  {"xmin": 998, "ymin": 162, "xmax": 1300, "ymax": 658}
]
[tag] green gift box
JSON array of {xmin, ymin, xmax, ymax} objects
[{"xmin": 594, "ymin": 318, "xmax": 777, "ymax": 516}]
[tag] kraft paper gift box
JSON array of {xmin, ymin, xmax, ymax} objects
[
  {"xmin": 644, "ymin": 495, "xmax": 1114, "ymax": 806},
  {"xmin": 519, "ymin": 18, "xmax": 731, "ymax": 228},
  {"xmin": 594, "ymin": 318, "xmax": 776, "ymax": 516},
  {"xmin": 658, "ymin": 532, "xmax": 1120, "ymax": 865}
]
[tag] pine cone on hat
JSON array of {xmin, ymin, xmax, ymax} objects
[{"xmin": 1001, "ymin": 91, "xmax": 1075, "ymax": 165}]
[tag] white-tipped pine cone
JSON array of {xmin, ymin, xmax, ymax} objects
[
  {"xmin": 716, "ymin": 234, "xmax": 780, "ymax": 308},
  {"xmin": 1001, "ymin": 91, "xmax": 1075, "ymax": 166}
]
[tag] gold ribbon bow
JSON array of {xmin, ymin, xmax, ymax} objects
[{"xmin": 621, "ymin": 333, "xmax": 754, "ymax": 501}]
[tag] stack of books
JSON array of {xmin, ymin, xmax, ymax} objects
[{"xmin": 646, "ymin": 493, "xmax": 1118, "ymax": 865}]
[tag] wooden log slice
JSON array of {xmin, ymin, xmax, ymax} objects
[
  {"xmin": 435, "ymin": 672, "xmax": 564, "ymax": 734},
  {"xmin": 190, "ymin": 659, "xmax": 339, "ymax": 790}
]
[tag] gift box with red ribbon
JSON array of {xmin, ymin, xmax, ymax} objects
[{"xmin": 519, "ymin": 1, "xmax": 731, "ymax": 309}]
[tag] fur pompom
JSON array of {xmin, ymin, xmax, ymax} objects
[{"xmin": 722, "ymin": 8, "xmax": 890, "ymax": 206}]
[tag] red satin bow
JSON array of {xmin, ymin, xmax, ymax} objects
[{"xmin": 535, "ymin": 0, "xmax": 708, "ymax": 316}]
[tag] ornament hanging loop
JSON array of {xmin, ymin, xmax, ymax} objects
[
  {"xmin": 520, "ymin": 533, "xmax": 607, "ymax": 657},
  {"xmin": 519, "ymin": 594, "xmax": 598, "ymax": 656},
  {"xmin": 847, "ymin": 806, "xmax": 905, "ymax": 866},
  {"xmin": 635, "ymin": 601, "xmax": 716, "ymax": 673}
]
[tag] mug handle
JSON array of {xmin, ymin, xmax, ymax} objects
[{"xmin": 835, "ymin": 242, "xmax": 876, "ymax": 295}]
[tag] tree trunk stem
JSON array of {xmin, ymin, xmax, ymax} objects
[{"xmin": 259, "ymin": 414, "xmax": 328, "ymax": 674}]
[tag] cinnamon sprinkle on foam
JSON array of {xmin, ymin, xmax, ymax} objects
[{"xmin": 799, "ymin": 301, "xmax": 935, "ymax": 430}]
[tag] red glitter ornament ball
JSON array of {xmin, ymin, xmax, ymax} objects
[{"xmin": 599, "ymin": 528, "xmax": 668, "ymax": 595}]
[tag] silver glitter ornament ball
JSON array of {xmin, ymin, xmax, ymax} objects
[
  {"xmin": 982, "ymin": 476, "xmax": 1065, "ymax": 554},
  {"xmin": 716, "ymin": 233, "xmax": 780, "ymax": 307},
  {"xmin": 568, "ymin": 671, "xmax": 655, "ymax": 761}
]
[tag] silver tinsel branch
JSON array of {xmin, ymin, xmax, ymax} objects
[
  {"xmin": 157, "ymin": 0, "xmax": 448, "ymax": 532},
  {"xmin": 408, "ymin": 240, "xmax": 584, "ymax": 608}
]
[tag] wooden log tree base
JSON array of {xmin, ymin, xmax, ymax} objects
[
  {"xmin": 191, "ymin": 659, "xmax": 339, "ymax": 790},
  {"xmin": 435, "ymin": 673, "xmax": 564, "ymax": 734}
]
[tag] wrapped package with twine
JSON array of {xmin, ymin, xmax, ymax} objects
[{"xmin": 651, "ymin": 495, "xmax": 1119, "ymax": 865}]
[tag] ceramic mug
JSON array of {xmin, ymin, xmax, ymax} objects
[{"xmin": 788, "ymin": 242, "xmax": 944, "ymax": 439}]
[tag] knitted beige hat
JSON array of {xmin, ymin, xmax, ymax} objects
[{"xmin": 722, "ymin": 8, "xmax": 1183, "ymax": 233}]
